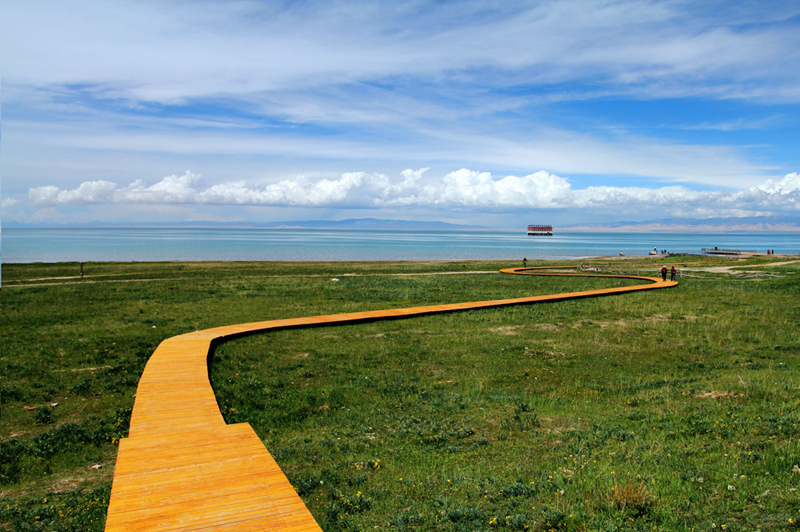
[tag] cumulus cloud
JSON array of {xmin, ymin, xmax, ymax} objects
[
  {"xmin": 756, "ymin": 173, "xmax": 800, "ymax": 195},
  {"xmin": 27, "ymin": 170, "xmax": 800, "ymax": 219},
  {"xmin": 2, "ymin": 198, "xmax": 20, "ymax": 208}
]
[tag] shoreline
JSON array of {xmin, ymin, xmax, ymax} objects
[{"xmin": 5, "ymin": 252, "xmax": 800, "ymax": 267}]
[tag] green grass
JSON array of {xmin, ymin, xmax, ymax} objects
[{"xmin": 1, "ymin": 258, "xmax": 799, "ymax": 531}]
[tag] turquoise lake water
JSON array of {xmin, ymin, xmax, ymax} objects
[{"xmin": 2, "ymin": 227, "xmax": 798, "ymax": 263}]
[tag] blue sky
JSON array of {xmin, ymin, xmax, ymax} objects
[{"xmin": 2, "ymin": 0, "xmax": 799, "ymax": 228}]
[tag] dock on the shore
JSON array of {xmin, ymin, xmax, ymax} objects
[{"xmin": 702, "ymin": 248, "xmax": 758, "ymax": 256}]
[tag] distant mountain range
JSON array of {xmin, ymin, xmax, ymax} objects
[{"xmin": 5, "ymin": 216, "xmax": 799, "ymax": 232}]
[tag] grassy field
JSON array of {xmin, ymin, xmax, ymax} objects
[{"xmin": 1, "ymin": 257, "xmax": 799, "ymax": 531}]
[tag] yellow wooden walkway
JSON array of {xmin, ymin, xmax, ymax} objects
[{"xmin": 105, "ymin": 266, "xmax": 676, "ymax": 531}]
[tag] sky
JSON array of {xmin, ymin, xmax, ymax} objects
[{"xmin": 2, "ymin": 0, "xmax": 799, "ymax": 228}]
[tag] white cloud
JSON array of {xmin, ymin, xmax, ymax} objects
[
  {"xmin": 27, "ymin": 169, "xmax": 800, "ymax": 219},
  {"xmin": 756, "ymin": 172, "xmax": 800, "ymax": 195},
  {"xmin": 29, "ymin": 180, "xmax": 119, "ymax": 205},
  {"xmin": 2, "ymin": 199, "xmax": 20, "ymax": 208}
]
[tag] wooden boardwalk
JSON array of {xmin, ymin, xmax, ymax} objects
[{"xmin": 105, "ymin": 267, "xmax": 676, "ymax": 531}]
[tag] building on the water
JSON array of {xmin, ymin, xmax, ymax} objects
[{"xmin": 527, "ymin": 224, "xmax": 553, "ymax": 236}]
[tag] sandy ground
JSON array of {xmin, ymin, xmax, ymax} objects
[{"xmin": 687, "ymin": 259, "xmax": 800, "ymax": 275}]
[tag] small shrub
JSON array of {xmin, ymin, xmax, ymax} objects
[
  {"xmin": 0, "ymin": 439, "xmax": 25, "ymax": 484},
  {"xmin": 346, "ymin": 473, "xmax": 367, "ymax": 487},
  {"xmin": 445, "ymin": 505, "xmax": 483, "ymax": 523},
  {"xmin": 604, "ymin": 482, "xmax": 657, "ymax": 518},
  {"xmin": 0, "ymin": 385, "xmax": 25, "ymax": 403},
  {"xmin": 498, "ymin": 482, "xmax": 535, "ymax": 499},
  {"xmin": 293, "ymin": 474, "xmax": 323, "ymax": 496},
  {"xmin": 354, "ymin": 458, "xmax": 381, "ymax": 471},
  {"xmin": 542, "ymin": 509, "xmax": 569, "ymax": 530},
  {"xmin": 34, "ymin": 407, "xmax": 54, "ymax": 425},
  {"xmin": 505, "ymin": 513, "xmax": 530, "ymax": 530},
  {"xmin": 389, "ymin": 509, "xmax": 424, "ymax": 531},
  {"xmin": 502, "ymin": 402, "xmax": 540, "ymax": 431},
  {"xmin": 70, "ymin": 378, "xmax": 93, "ymax": 396}
]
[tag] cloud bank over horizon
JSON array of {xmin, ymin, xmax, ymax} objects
[{"xmin": 23, "ymin": 169, "xmax": 799, "ymax": 223}]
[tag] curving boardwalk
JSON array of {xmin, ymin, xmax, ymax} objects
[{"xmin": 105, "ymin": 267, "xmax": 676, "ymax": 531}]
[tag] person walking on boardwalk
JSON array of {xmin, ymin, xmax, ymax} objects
[
  {"xmin": 661, "ymin": 266, "xmax": 667, "ymax": 281},
  {"xmin": 670, "ymin": 266, "xmax": 676, "ymax": 281}
]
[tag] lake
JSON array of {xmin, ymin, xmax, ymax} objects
[{"xmin": 2, "ymin": 227, "xmax": 797, "ymax": 263}]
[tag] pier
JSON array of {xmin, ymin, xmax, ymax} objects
[{"xmin": 702, "ymin": 248, "xmax": 758, "ymax": 256}]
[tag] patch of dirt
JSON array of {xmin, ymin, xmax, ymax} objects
[
  {"xmin": 53, "ymin": 365, "xmax": 112, "ymax": 373},
  {"xmin": 593, "ymin": 320, "xmax": 629, "ymax": 328},
  {"xmin": 540, "ymin": 415, "xmax": 589, "ymax": 435},
  {"xmin": 696, "ymin": 260, "xmax": 799, "ymax": 275},
  {"xmin": 366, "ymin": 333, "xmax": 385, "ymax": 338},
  {"xmin": 489, "ymin": 325, "xmax": 523, "ymax": 335},
  {"xmin": 696, "ymin": 391, "xmax": 740, "ymax": 399},
  {"xmin": 47, "ymin": 477, "xmax": 85, "ymax": 493},
  {"xmin": 753, "ymin": 259, "xmax": 800, "ymax": 268},
  {"xmin": 569, "ymin": 319, "xmax": 627, "ymax": 329},
  {"xmin": 7, "ymin": 277, "xmax": 192, "ymax": 288},
  {"xmin": 701, "ymin": 265, "xmax": 748, "ymax": 274},
  {"xmin": 533, "ymin": 323, "xmax": 559, "ymax": 331},
  {"xmin": 524, "ymin": 349, "xmax": 571, "ymax": 360},
  {"xmin": 645, "ymin": 314, "xmax": 671, "ymax": 323}
]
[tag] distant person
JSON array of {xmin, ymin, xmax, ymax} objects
[
  {"xmin": 670, "ymin": 266, "xmax": 676, "ymax": 281},
  {"xmin": 523, "ymin": 256, "xmax": 527, "ymax": 267},
  {"xmin": 661, "ymin": 266, "xmax": 667, "ymax": 281}
]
